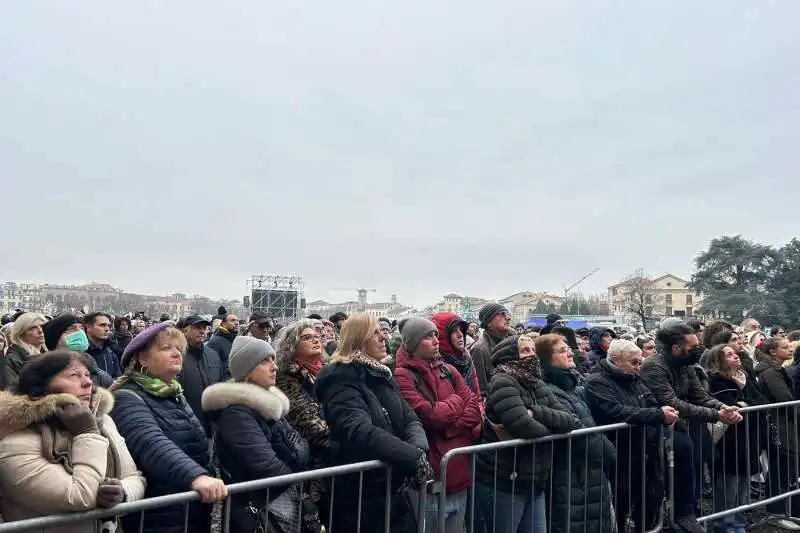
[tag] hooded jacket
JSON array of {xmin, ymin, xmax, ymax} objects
[
  {"xmin": 477, "ymin": 335, "xmax": 579, "ymax": 493},
  {"xmin": 202, "ymin": 382, "xmax": 310, "ymax": 533},
  {"xmin": 431, "ymin": 312, "xmax": 481, "ymax": 396},
  {"xmin": 0, "ymin": 388, "xmax": 146, "ymax": 533},
  {"xmin": 585, "ymin": 327, "xmax": 614, "ymax": 373},
  {"xmin": 315, "ymin": 352, "xmax": 428, "ymax": 533},
  {"xmin": 394, "ymin": 345, "xmax": 482, "ymax": 495}
]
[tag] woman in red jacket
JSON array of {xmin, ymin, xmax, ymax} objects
[{"xmin": 394, "ymin": 316, "xmax": 483, "ymax": 533}]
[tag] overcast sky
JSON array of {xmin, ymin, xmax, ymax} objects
[{"xmin": 2, "ymin": 1, "xmax": 799, "ymax": 308}]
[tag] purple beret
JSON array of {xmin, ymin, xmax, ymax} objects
[{"xmin": 121, "ymin": 322, "xmax": 173, "ymax": 368}]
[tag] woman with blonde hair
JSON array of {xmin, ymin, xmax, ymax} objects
[
  {"xmin": 0, "ymin": 312, "xmax": 47, "ymax": 390},
  {"xmin": 110, "ymin": 322, "xmax": 227, "ymax": 533},
  {"xmin": 0, "ymin": 330, "xmax": 8, "ymax": 358},
  {"xmin": 315, "ymin": 312, "xmax": 432, "ymax": 533}
]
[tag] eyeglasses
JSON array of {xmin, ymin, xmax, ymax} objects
[{"xmin": 299, "ymin": 334, "xmax": 322, "ymax": 342}]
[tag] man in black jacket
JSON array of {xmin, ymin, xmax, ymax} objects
[
  {"xmin": 586, "ymin": 339, "xmax": 679, "ymax": 533},
  {"xmin": 470, "ymin": 303, "xmax": 511, "ymax": 397},
  {"xmin": 640, "ymin": 321, "xmax": 742, "ymax": 532},
  {"xmin": 207, "ymin": 312, "xmax": 238, "ymax": 377},
  {"xmin": 178, "ymin": 315, "xmax": 224, "ymax": 435},
  {"xmin": 85, "ymin": 312, "xmax": 122, "ymax": 378}
]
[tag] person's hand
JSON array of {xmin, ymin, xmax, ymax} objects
[
  {"xmin": 412, "ymin": 453, "xmax": 433, "ymax": 486},
  {"xmin": 54, "ymin": 403, "xmax": 99, "ymax": 435},
  {"xmin": 96, "ymin": 478, "xmax": 125, "ymax": 508},
  {"xmin": 191, "ymin": 475, "xmax": 228, "ymax": 503},
  {"xmin": 719, "ymin": 406, "xmax": 743, "ymax": 424},
  {"xmin": 661, "ymin": 406, "xmax": 679, "ymax": 425}
]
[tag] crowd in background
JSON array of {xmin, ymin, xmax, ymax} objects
[{"xmin": 0, "ymin": 305, "xmax": 799, "ymax": 533}]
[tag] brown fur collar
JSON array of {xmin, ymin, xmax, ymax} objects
[
  {"xmin": 0, "ymin": 388, "xmax": 114, "ymax": 439},
  {"xmin": 201, "ymin": 381, "xmax": 289, "ymax": 421}
]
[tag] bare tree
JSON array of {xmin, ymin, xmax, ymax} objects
[{"xmin": 621, "ymin": 269, "xmax": 663, "ymax": 330}]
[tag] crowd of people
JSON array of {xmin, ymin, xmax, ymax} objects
[{"xmin": 0, "ymin": 305, "xmax": 799, "ymax": 533}]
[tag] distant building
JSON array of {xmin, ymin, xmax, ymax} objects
[
  {"xmin": 305, "ymin": 294, "xmax": 414, "ymax": 322},
  {"xmin": 608, "ymin": 273, "xmax": 702, "ymax": 325},
  {"xmin": 0, "ymin": 282, "xmax": 41, "ymax": 314},
  {"xmin": 498, "ymin": 291, "xmax": 565, "ymax": 324},
  {"xmin": 430, "ymin": 294, "xmax": 490, "ymax": 320}
]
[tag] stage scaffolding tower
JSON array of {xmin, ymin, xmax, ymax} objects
[{"xmin": 246, "ymin": 274, "xmax": 305, "ymax": 323}]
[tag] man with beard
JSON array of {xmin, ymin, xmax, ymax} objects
[{"xmin": 640, "ymin": 321, "xmax": 742, "ymax": 532}]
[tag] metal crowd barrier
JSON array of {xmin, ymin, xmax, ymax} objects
[
  {"xmin": 436, "ymin": 422, "xmax": 671, "ymax": 533},
  {"xmin": 695, "ymin": 399, "xmax": 800, "ymax": 530},
  {"xmin": 4, "ymin": 402, "xmax": 800, "ymax": 533}
]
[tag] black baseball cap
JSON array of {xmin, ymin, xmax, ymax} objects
[
  {"xmin": 248, "ymin": 312, "xmax": 272, "ymax": 325},
  {"xmin": 176, "ymin": 315, "xmax": 211, "ymax": 329}
]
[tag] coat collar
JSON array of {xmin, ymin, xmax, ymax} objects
[
  {"xmin": 201, "ymin": 381, "xmax": 289, "ymax": 421},
  {"xmin": 0, "ymin": 387, "xmax": 113, "ymax": 439}
]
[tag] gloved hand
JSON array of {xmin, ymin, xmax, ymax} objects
[
  {"xmin": 412, "ymin": 453, "xmax": 433, "ymax": 486},
  {"xmin": 96, "ymin": 478, "xmax": 125, "ymax": 508},
  {"xmin": 54, "ymin": 403, "xmax": 99, "ymax": 435}
]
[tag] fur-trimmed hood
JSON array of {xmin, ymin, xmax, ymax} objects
[
  {"xmin": 201, "ymin": 381, "xmax": 290, "ymax": 421},
  {"xmin": 0, "ymin": 387, "xmax": 114, "ymax": 439}
]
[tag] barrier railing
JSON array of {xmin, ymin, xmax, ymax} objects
[
  {"xmin": 3, "ymin": 401, "xmax": 800, "ymax": 533},
  {"xmin": 695, "ymin": 399, "xmax": 800, "ymax": 530},
  {"xmin": 436, "ymin": 422, "xmax": 671, "ymax": 533}
]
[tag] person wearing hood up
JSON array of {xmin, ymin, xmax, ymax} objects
[
  {"xmin": 584, "ymin": 326, "xmax": 616, "ymax": 373},
  {"xmin": 394, "ymin": 316, "xmax": 482, "ymax": 533},
  {"xmin": 431, "ymin": 312, "xmax": 481, "ymax": 397}
]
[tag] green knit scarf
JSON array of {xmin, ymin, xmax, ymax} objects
[{"xmin": 128, "ymin": 370, "xmax": 183, "ymax": 398}]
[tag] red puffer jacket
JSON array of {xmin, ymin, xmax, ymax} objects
[{"xmin": 394, "ymin": 346, "xmax": 483, "ymax": 495}]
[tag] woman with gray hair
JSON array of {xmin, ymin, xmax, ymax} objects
[
  {"xmin": 274, "ymin": 320, "xmax": 332, "ymax": 508},
  {"xmin": 0, "ymin": 312, "xmax": 47, "ymax": 390}
]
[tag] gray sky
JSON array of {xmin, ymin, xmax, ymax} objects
[{"xmin": 2, "ymin": 1, "xmax": 799, "ymax": 308}]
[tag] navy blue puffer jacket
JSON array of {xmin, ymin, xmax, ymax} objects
[{"xmin": 110, "ymin": 381, "xmax": 212, "ymax": 533}]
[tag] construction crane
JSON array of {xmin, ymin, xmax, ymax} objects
[
  {"xmin": 331, "ymin": 288, "xmax": 377, "ymax": 310},
  {"xmin": 562, "ymin": 268, "xmax": 600, "ymax": 301}
]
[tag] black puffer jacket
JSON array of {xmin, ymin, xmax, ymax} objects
[
  {"xmin": 315, "ymin": 353, "xmax": 428, "ymax": 533},
  {"xmin": 202, "ymin": 382, "xmax": 311, "ymax": 533},
  {"xmin": 543, "ymin": 365, "xmax": 616, "ymax": 533},
  {"xmin": 111, "ymin": 381, "xmax": 212, "ymax": 533},
  {"xmin": 477, "ymin": 336, "xmax": 579, "ymax": 493},
  {"xmin": 180, "ymin": 343, "xmax": 224, "ymax": 435},
  {"xmin": 641, "ymin": 353, "xmax": 724, "ymax": 426},
  {"xmin": 753, "ymin": 357, "xmax": 797, "ymax": 454},
  {"xmin": 707, "ymin": 372, "xmax": 768, "ymax": 474}
]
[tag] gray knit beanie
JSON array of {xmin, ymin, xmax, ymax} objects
[
  {"xmin": 479, "ymin": 303, "xmax": 509, "ymax": 329},
  {"xmin": 398, "ymin": 316, "xmax": 438, "ymax": 354},
  {"xmin": 229, "ymin": 336, "xmax": 275, "ymax": 381}
]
